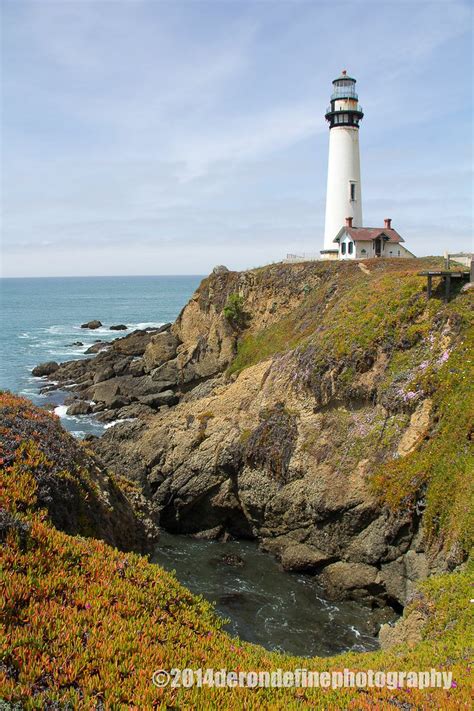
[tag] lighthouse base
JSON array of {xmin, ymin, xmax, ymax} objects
[{"xmin": 320, "ymin": 249, "xmax": 339, "ymax": 261}]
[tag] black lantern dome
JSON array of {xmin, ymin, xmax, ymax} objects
[{"xmin": 325, "ymin": 70, "xmax": 364, "ymax": 128}]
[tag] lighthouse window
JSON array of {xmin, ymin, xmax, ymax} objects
[{"xmin": 350, "ymin": 182, "xmax": 356, "ymax": 201}]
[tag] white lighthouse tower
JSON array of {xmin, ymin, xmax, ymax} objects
[{"xmin": 321, "ymin": 70, "xmax": 364, "ymax": 258}]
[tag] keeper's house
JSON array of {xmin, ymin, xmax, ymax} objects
[{"xmin": 334, "ymin": 217, "xmax": 415, "ymax": 260}]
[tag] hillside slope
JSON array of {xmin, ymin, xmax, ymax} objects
[
  {"xmin": 0, "ymin": 396, "xmax": 472, "ymax": 708},
  {"xmin": 0, "ymin": 394, "xmax": 158, "ymax": 552}
]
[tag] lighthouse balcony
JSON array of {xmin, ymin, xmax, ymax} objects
[{"xmin": 326, "ymin": 103, "xmax": 363, "ymax": 115}]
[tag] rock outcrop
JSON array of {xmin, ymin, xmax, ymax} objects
[
  {"xmin": 34, "ymin": 258, "xmax": 473, "ymax": 611},
  {"xmin": 32, "ymin": 361, "xmax": 59, "ymax": 377},
  {"xmin": 0, "ymin": 393, "xmax": 159, "ymax": 552},
  {"xmin": 81, "ymin": 319, "xmax": 103, "ymax": 329}
]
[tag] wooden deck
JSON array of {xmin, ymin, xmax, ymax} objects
[{"xmin": 418, "ymin": 270, "xmax": 470, "ymax": 303}]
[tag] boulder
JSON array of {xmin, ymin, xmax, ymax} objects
[
  {"xmin": 320, "ymin": 561, "xmax": 379, "ymax": 600},
  {"xmin": 112, "ymin": 330, "xmax": 155, "ymax": 356},
  {"xmin": 212, "ymin": 265, "xmax": 229, "ymax": 275},
  {"xmin": 81, "ymin": 320, "xmax": 102, "ymax": 329},
  {"xmin": 113, "ymin": 358, "xmax": 133, "ymax": 376},
  {"xmin": 110, "ymin": 324, "xmax": 128, "ymax": 331},
  {"xmin": 85, "ymin": 341, "xmax": 109, "ymax": 354},
  {"xmin": 32, "ymin": 361, "xmax": 59, "ymax": 377},
  {"xmin": 109, "ymin": 396, "xmax": 131, "ymax": 410},
  {"xmin": 129, "ymin": 358, "xmax": 145, "ymax": 377},
  {"xmin": 151, "ymin": 359, "xmax": 179, "ymax": 384},
  {"xmin": 379, "ymin": 609, "xmax": 428, "ymax": 649},
  {"xmin": 280, "ymin": 543, "xmax": 334, "ymax": 572},
  {"xmin": 93, "ymin": 367, "xmax": 115, "ymax": 384},
  {"xmin": 116, "ymin": 403, "xmax": 155, "ymax": 419},
  {"xmin": 192, "ymin": 526, "xmax": 224, "ymax": 541},
  {"xmin": 138, "ymin": 391, "xmax": 179, "ymax": 409},
  {"xmin": 66, "ymin": 400, "xmax": 92, "ymax": 416},
  {"xmin": 92, "ymin": 380, "xmax": 121, "ymax": 406},
  {"xmin": 143, "ymin": 332, "xmax": 179, "ymax": 372}
]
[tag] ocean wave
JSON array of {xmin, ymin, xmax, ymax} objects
[
  {"xmin": 103, "ymin": 417, "xmax": 136, "ymax": 429},
  {"xmin": 54, "ymin": 405, "xmax": 69, "ymax": 418}
]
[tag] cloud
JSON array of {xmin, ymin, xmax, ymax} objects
[{"xmin": 1, "ymin": 0, "xmax": 472, "ymax": 277}]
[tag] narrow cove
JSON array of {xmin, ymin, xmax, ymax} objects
[{"xmin": 152, "ymin": 531, "xmax": 398, "ymax": 658}]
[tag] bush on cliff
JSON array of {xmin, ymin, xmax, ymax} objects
[{"xmin": 223, "ymin": 293, "xmax": 248, "ymax": 329}]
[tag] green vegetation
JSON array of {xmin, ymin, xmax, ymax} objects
[
  {"xmin": 371, "ymin": 293, "xmax": 474, "ymax": 555},
  {"xmin": 223, "ymin": 293, "xmax": 248, "ymax": 329}
]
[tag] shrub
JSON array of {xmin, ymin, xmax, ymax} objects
[{"xmin": 223, "ymin": 293, "xmax": 248, "ymax": 329}]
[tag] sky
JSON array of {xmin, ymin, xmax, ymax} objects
[{"xmin": 1, "ymin": 0, "xmax": 473, "ymax": 277}]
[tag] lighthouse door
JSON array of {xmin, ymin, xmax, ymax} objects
[{"xmin": 374, "ymin": 237, "xmax": 382, "ymax": 257}]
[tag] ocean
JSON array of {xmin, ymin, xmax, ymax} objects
[{"xmin": 0, "ymin": 275, "xmax": 202, "ymax": 436}]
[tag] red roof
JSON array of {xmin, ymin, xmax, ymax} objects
[{"xmin": 334, "ymin": 227, "xmax": 404, "ymax": 243}]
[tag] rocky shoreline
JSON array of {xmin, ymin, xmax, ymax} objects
[{"xmin": 31, "ymin": 258, "xmax": 470, "ymax": 621}]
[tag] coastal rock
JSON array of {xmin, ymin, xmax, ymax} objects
[
  {"xmin": 138, "ymin": 391, "xmax": 179, "ymax": 409},
  {"xmin": 41, "ymin": 259, "xmax": 470, "ymax": 609},
  {"xmin": 32, "ymin": 361, "xmax": 59, "ymax": 377},
  {"xmin": 94, "ymin": 366, "xmax": 115, "ymax": 384},
  {"xmin": 92, "ymin": 380, "xmax": 121, "ymax": 406},
  {"xmin": 66, "ymin": 400, "xmax": 92, "ymax": 416},
  {"xmin": 320, "ymin": 562, "xmax": 380, "ymax": 601},
  {"xmin": 1, "ymin": 393, "xmax": 159, "ymax": 553},
  {"xmin": 129, "ymin": 358, "xmax": 145, "ymax": 377},
  {"xmin": 143, "ymin": 332, "xmax": 179, "ymax": 373},
  {"xmin": 112, "ymin": 329, "xmax": 158, "ymax": 356},
  {"xmin": 110, "ymin": 324, "xmax": 128, "ymax": 331},
  {"xmin": 379, "ymin": 608, "xmax": 428, "ymax": 649},
  {"xmin": 151, "ymin": 359, "xmax": 179, "ymax": 384},
  {"xmin": 280, "ymin": 543, "xmax": 334, "ymax": 572},
  {"xmin": 81, "ymin": 320, "xmax": 102, "ymax": 329},
  {"xmin": 212, "ymin": 265, "xmax": 229, "ymax": 275},
  {"xmin": 85, "ymin": 341, "xmax": 109, "ymax": 354}
]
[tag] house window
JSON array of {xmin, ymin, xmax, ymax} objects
[
  {"xmin": 348, "ymin": 241, "xmax": 354, "ymax": 254},
  {"xmin": 361, "ymin": 248, "xmax": 366, "ymax": 255},
  {"xmin": 398, "ymin": 250, "xmax": 400, "ymax": 256},
  {"xmin": 341, "ymin": 242, "xmax": 346, "ymax": 255},
  {"xmin": 350, "ymin": 182, "xmax": 356, "ymax": 201}
]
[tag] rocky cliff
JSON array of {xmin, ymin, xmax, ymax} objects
[
  {"xmin": 0, "ymin": 393, "xmax": 158, "ymax": 553},
  {"xmin": 34, "ymin": 258, "xmax": 473, "ymax": 611}
]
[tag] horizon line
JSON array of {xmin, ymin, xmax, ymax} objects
[{"xmin": 0, "ymin": 273, "xmax": 207, "ymax": 280}]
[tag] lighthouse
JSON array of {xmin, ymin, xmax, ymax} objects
[{"xmin": 321, "ymin": 70, "xmax": 364, "ymax": 258}]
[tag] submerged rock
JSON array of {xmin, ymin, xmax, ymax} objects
[{"xmin": 110, "ymin": 324, "xmax": 128, "ymax": 331}]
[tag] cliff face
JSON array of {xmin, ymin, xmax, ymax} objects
[
  {"xmin": 0, "ymin": 393, "xmax": 158, "ymax": 553},
  {"xmin": 37, "ymin": 258, "xmax": 473, "ymax": 610}
]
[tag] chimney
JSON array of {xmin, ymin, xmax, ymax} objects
[
  {"xmin": 345, "ymin": 216, "xmax": 353, "ymax": 227},
  {"xmin": 384, "ymin": 218, "xmax": 392, "ymax": 229}
]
